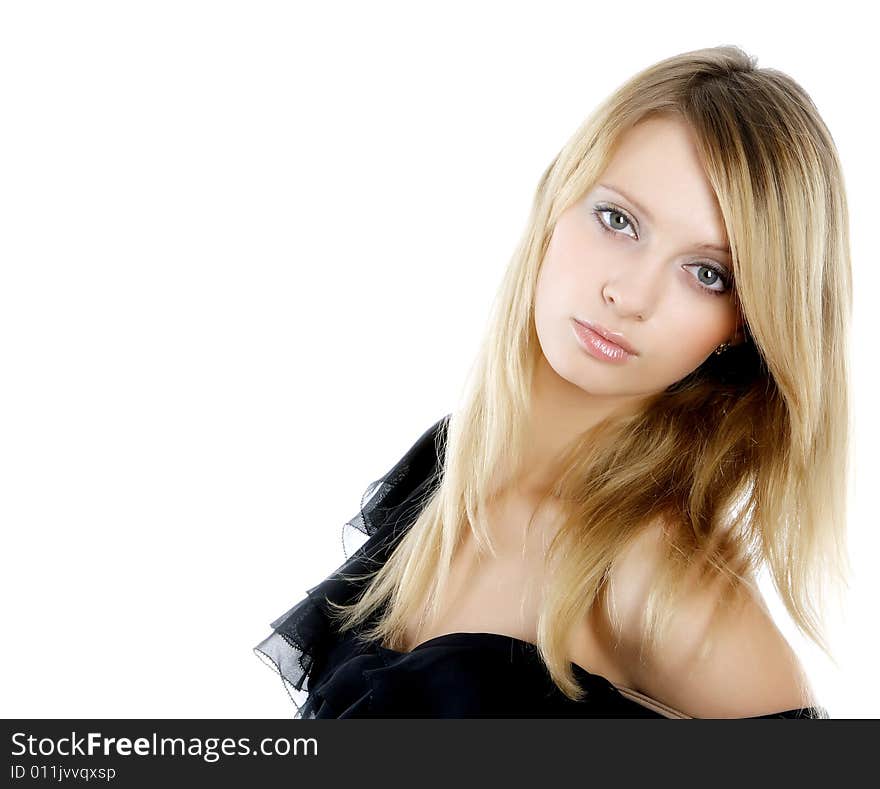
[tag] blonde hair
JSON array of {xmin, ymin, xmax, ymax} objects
[{"xmin": 325, "ymin": 45, "xmax": 853, "ymax": 704}]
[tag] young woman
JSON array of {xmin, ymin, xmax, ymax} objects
[{"xmin": 254, "ymin": 45, "xmax": 851, "ymax": 718}]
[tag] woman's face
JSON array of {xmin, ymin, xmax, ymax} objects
[{"xmin": 534, "ymin": 114, "xmax": 744, "ymax": 398}]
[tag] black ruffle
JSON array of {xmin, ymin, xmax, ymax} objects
[{"xmin": 253, "ymin": 414, "xmax": 450, "ymax": 718}]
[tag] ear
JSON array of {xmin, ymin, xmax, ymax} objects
[{"xmin": 729, "ymin": 315, "xmax": 748, "ymax": 347}]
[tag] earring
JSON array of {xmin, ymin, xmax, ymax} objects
[{"xmin": 714, "ymin": 342, "xmax": 730, "ymax": 355}]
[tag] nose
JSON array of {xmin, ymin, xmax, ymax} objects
[{"xmin": 601, "ymin": 255, "xmax": 666, "ymax": 321}]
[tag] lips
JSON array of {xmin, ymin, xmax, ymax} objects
[{"xmin": 574, "ymin": 319, "xmax": 639, "ymax": 356}]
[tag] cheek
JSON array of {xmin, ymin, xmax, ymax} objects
[
  {"xmin": 535, "ymin": 248, "xmax": 582, "ymax": 332},
  {"xmin": 539, "ymin": 225, "xmax": 595, "ymax": 302},
  {"xmin": 653, "ymin": 298, "xmax": 734, "ymax": 369}
]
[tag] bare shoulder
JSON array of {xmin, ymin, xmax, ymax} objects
[{"xmin": 604, "ymin": 521, "xmax": 818, "ymax": 718}]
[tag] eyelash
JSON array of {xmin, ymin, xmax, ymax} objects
[{"xmin": 591, "ymin": 204, "xmax": 733, "ymax": 297}]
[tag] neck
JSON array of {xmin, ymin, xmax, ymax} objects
[{"xmin": 512, "ymin": 354, "xmax": 649, "ymax": 495}]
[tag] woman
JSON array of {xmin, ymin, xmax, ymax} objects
[{"xmin": 254, "ymin": 45, "xmax": 851, "ymax": 718}]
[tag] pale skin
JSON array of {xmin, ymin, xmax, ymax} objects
[
  {"xmin": 405, "ymin": 115, "xmax": 815, "ymax": 716},
  {"xmin": 523, "ymin": 113, "xmax": 745, "ymax": 494}
]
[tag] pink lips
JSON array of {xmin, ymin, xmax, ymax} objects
[{"xmin": 572, "ymin": 318, "xmax": 638, "ymax": 363}]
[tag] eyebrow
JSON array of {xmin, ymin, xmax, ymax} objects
[{"xmin": 597, "ymin": 182, "xmax": 732, "ymax": 257}]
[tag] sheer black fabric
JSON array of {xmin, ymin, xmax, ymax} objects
[
  {"xmin": 253, "ymin": 414, "xmax": 829, "ymax": 719},
  {"xmin": 253, "ymin": 415, "xmax": 449, "ymax": 718}
]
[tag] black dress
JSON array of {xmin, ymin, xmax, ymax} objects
[{"xmin": 254, "ymin": 414, "xmax": 829, "ymax": 719}]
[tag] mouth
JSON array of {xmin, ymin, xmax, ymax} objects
[{"xmin": 572, "ymin": 318, "xmax": 639, "ymax": 358}]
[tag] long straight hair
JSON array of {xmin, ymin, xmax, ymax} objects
[{"xmin": 326, "ymin": 45, "xmax": 853, "ymax": 703}]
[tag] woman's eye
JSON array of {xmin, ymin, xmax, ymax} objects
[
  {"xmin": 684, "ymin": 263, "xmax": 730, "ymax": 295},
  {"xmin": 592, "ymin": 207, "xmax": 637, "ymax": 239}
]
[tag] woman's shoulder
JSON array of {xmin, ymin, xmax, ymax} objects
[{"xmin": 604, "ymin": 520, "xmax": 820, "ymax": 718}]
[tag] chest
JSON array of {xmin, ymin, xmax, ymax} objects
[{"xmin": 398, "ymin": 493, "xmax": 636, "ymax": 688}]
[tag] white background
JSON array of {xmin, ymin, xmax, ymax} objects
[{"xmin": 1, "ymin": 0, "xmax": 875, "ymax": 718}]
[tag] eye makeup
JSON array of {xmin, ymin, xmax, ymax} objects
[{"xmin": 590, "ymin": 203, "xmax": 734, "ymax": 297}]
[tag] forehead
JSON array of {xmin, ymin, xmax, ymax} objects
[{"xmin": 597, "ymin": 117, "xmax": 729, "ymax": 246}]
